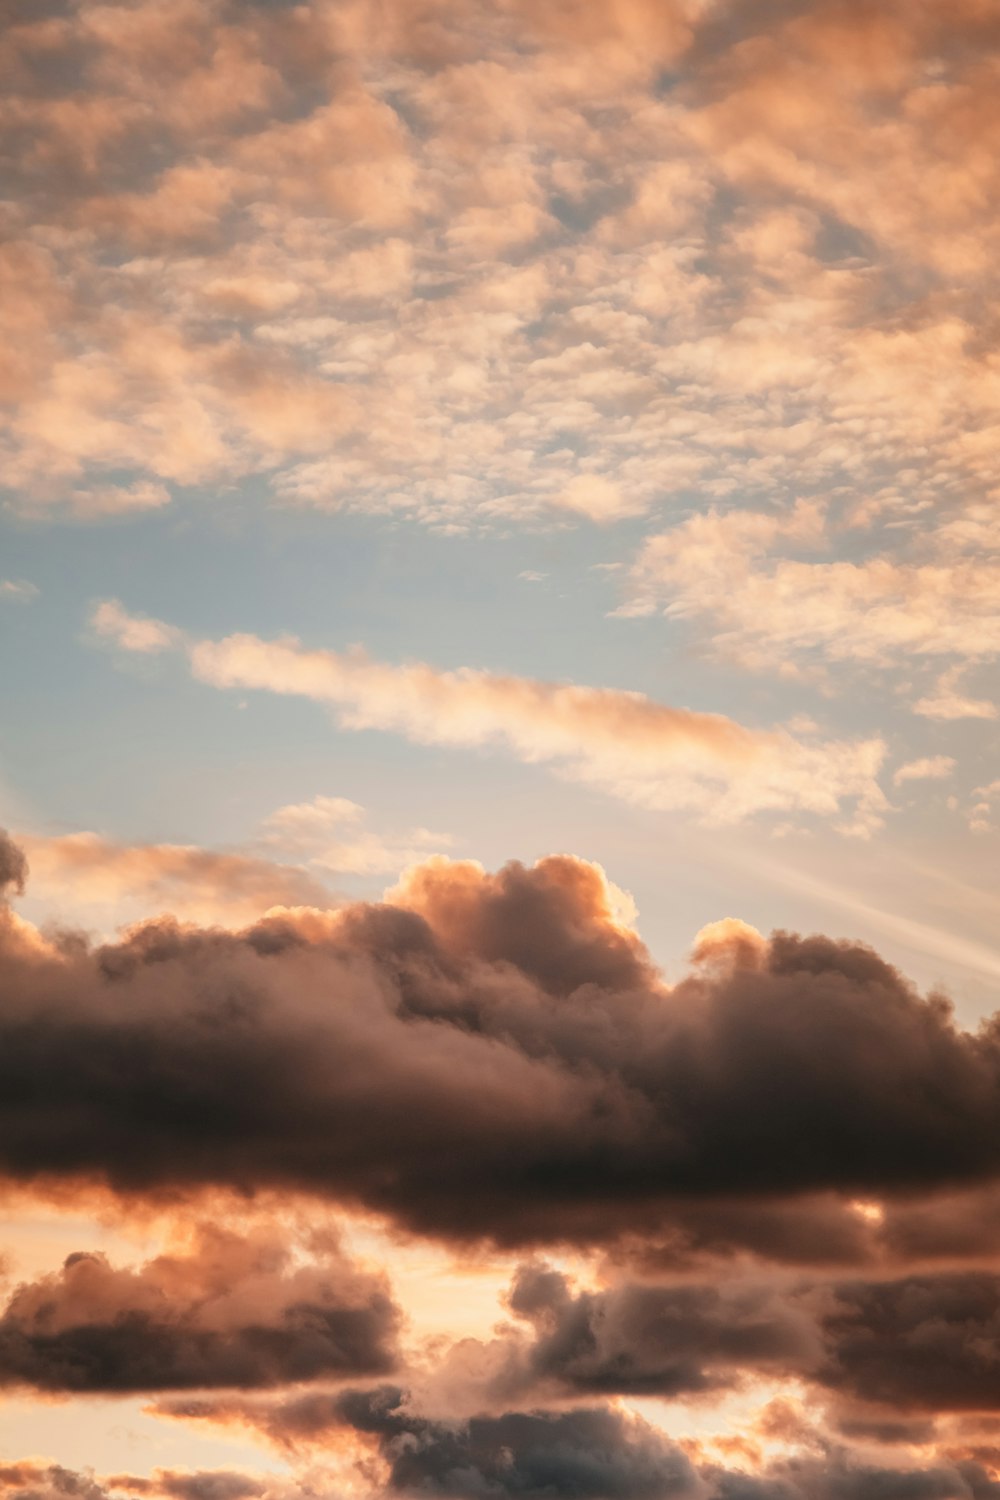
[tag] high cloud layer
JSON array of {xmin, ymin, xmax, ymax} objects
[{"xmin": 5, "ymin": 0, "xmax": 1000, "ymax": 546}]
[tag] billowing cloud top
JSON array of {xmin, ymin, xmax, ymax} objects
[{"xmin": 1, "ymin": 836, "xmax": 998, "ymax": 1243}]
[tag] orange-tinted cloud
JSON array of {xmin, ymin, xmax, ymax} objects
[
  {"xmin": 2, "ymin": 0, "xmax": 999, "ymax": 544},
  {"xmin": 0, "ymin": 1222, "xmax": 400, "ymax": 1392},
  {"xmin": 92, "ymin": 600, "xmax": 889, "ymax": 831}
]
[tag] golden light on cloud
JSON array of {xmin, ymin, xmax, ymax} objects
[{"xmin": 4, "ymin": 0, "xmax": 1000, "ymax": 1494}]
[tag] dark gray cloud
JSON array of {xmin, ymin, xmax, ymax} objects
[
  {"xmin": 486, "ymin": 1264, "xmax": 1000, "ymax": 1417},
  {"xmin": 0, "ymin": 831, "xmax": 27, "ymax": 898},
  {"xmin": 821, "ymin": 1274, "xmax": 1000, "ymax": 1414},
  {"xmin": 0, "ymin": 1224, "xmax": 399, "ymax": 1392},
  {"xmin": 153, "ymin": 1388, "xmax": 1000, "ymax": 1500},
  {"xmin": 1, "ymin": 845, "xmax": 1000, "ymax": 1249},
  {"xmin": 496, "ymin": 1263, "xmax": 815, "ymax": 1397}
]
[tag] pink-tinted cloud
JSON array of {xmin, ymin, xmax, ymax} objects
[{"xmin": 2, "ymin": 0, "xmax": 999, "ymax": 539}]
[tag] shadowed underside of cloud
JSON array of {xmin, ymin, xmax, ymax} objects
[
  {"xmin": 0, "ymin": 1467, "xmax": 275, "ymax": 1500},
  {"xmin": 1, "ymin": 830, "xmax": 1000, "ymax": 1247},
  {"xmin": 0, "ymin": 1221, "xmax": 400, "ymax": 1392},
  {"xmin": 424, "ymin": 1261, "xmax": 1000, "ymax": 1420},
  {"xmin": 154, "ymin": 1387, "xmax": 1000, "ymax": 1500},
  {"xmin": 91, "ymin": 600, "xmax": 889, "ymax": 833}
]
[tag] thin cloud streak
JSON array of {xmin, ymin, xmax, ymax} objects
[{"xmin": 91, "ymin": 599, "xmax": 888, "ymax": 832}]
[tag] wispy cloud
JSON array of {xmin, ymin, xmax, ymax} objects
[
  {"xmin": 0, "ymin": 579, "xmax": 39, "ymax": 603},
  {"xmin": 91, "ymin": 599, "xmax": 889, "ymax": 832}
]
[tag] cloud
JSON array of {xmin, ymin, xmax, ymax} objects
[
  {"xmin": 261, "ymin": 795, "xmax": 456, "ymax": 877},
  {"xmin": 169, "ymin": 1388, "xmax": 703, "ymax": 1497},
  {"xmin": 91, "ymin": 599, "xmax": 182, "ymax": 655},
  {"xmin": 58, "ymin": 480, "xmax": 172, "ymax": 520},
  {"xmin": 13, "ymin": 795, "xmax": 457, "ymax": 930},
  {"xmin": 0, "ymin": 580, "xmax": 38, "ymax": 604},
  {"xmin": 156, "ymin": 1387, "xmax": 1000, "ymax": 1500},
  {"xmin": 435, "ymin": 1259, "xmax": 1000, "ymax": 1419},
  {"xmin": 0, "ymin": 1467, "xmax": 285, "ymax": 1500},
  {"xmin": 968, "ymin": 780, "xmax": 1000, "ymax": 836},
  {"xmin": 486, "ymin": 1262, "xmax": 816, "ymax": 1400},
  {"xmin": 0, "ymin": 831, "xmax": 28, "ymax": 898},
  {"xmin": 4, "ymin": 0, "xmax": 1000, "ymax": 541},
  {"xmin": 17, "ymin": 830, "xmax": 338, "ymax": 928},
  {"xmin": 335, "ymin": 1391, "xmax": 700, "ymax": 1499},
  {"xmin": 893, "ymin": 757, "xmax": 957, "ymax": 788},
  {"xmin": 820, "ymin": 1273, "xmax": 1000, "ymax": 1416},
  {"xmin": 0, "ymin": 1223, "xmax": 400, "ymax": 1392},
  {"xmin": 92, "ymin": 601, "xmax": 889, "ymax": 831},
  {"xmin": 622, "ymin": 503, "xmax": 1000, "ymax": 693},
  {"xmin": 4, "ymin": 838, "xmax": 1000, "ymax": 1246},
  {"xmin": 913, "ymin": 669, "xmax": 999, "ymax": 722},
  {"xmin": 548, "ymin": 475, "xmax": 645, "ymax": 524}
]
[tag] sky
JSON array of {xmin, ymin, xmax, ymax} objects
[{"xmin": 2, "ymin": 0, "xmax": 1000, "ymax": 1497}]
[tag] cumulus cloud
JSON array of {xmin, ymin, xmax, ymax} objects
[
  {"xmin": 91, "ymin": 599, "xmax": 182, "ymax": 655},
  {"xmin": 91, "ymin": 601, "xmax": 889, "ymax": 831},
  {"xmin": 0, "ymin": 1467, "xmax": 281, "ymax": 1500},
  {"xmin": 0, "ymin": 1223, "xmax": 400, "ymax": 1392},
  {"xmin": 913, "ymin": 669, "xmax": 999, "ymax": 722},
  {"xmin": 156, "ymin": 1387, "xmax": 1000, "ymax": 1499},
  {"xmin": 486, "ymin": 1263, "xmax": 816, "ymax": 1400},
  {"xmin": 423, "ymin": 1259, "xmax": 1000, "ymax": 1422},
  {"xmin": 12, "ymin": 795, "xmax": 458, "ymax": 930},
  {"xmin": 2, "ymin": 838, "xmax": 1000, "ymax": 1247}
]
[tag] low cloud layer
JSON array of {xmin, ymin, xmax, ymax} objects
[
  {"xmin": 154, "ymin": 1386, "xmax": 1000, "ymax": 1500},
  {"xmin": 0, "ymin": 1222, "xmax": 399, "ymax": 1393},
  {"xmin": 2, "ymin": 834, "xmax": 1000, "ymax": 1247}
]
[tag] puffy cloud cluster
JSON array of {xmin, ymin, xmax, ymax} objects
[
  {"xmin": 621, "ymin": 503, "xmax": 1000, "ymax": 708},
  {"xmin": 0, "ymin": 1223, "xmax": 400, "ymax": 1392},
  {"xmin": 4, "ymin": 829, "xmax": 1000, "ymax": 1491},
  {"xmin": 153, "ymin": 1386, "xmax": 1000, "ymax": 1499},
  {"xmin": 1, "ymin": 835, "xmax": 999, "ymax": 1241}
]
